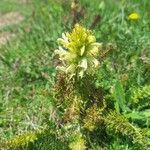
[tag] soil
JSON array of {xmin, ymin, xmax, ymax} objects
[
  {"xmin": 0, "ymin": 32, "xmax": 16, "ymax": 46},
  {"xmin": 0, "ymin": 12, "xmax": 24, "ymax": 28}
]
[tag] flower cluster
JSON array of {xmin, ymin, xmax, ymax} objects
[{"xmin": 55, "ymin": 24, "xmax": 102, "ymax": 78}]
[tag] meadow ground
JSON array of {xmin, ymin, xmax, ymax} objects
[{"xmin": 0, "ymin": 0, "xmax": 150, "ymax": 149}]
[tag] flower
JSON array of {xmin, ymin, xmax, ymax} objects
[
  {"xmin": 128, "ymin": 12, "xmax": 140, "ymax": 20},
  {"xmin": 55, "ymin": 24, "xmax": 102, "ymax": 78}
]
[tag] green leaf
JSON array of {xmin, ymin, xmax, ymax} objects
[
  {"xmin": 113, "ymin": 80, "xmax": 128, "ymax": 112},
  {"xmin": 125, "ymin": 110, "xmax": 150, "ymax": 121}
]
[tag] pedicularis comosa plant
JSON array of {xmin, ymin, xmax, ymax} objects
[
  {"xmin": 1, "ymin": 24, "xmax": 149, "ymax": 150},
  {"xmin": 53, "ymin": 24, "xmax": 149, "ymax": 149}
]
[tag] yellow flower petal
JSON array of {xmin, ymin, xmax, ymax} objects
[
  {"xmin": 128, "ymin": 12, "xmax": 140, "ymax": 20},
  {"xmin": 87, "ymin": 35, "xmax": 96, "ymax": 43},
  {"xmin": 80, "ymin": 46, "xmax": 85, "ymax": 56},
  {"xmin": 80, "ymin": 58, "xmax": 87, "ymax": 70}
]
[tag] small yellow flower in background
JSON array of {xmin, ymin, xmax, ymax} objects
[{"xmin": 128, "ymin": 12, "xmax": 140, "ymax": 20}]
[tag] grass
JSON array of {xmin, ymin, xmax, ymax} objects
[{"xmin": 0, "ymin": 0, "xmax": 150, "ymax": 149}]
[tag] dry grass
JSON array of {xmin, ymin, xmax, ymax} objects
[
  {"xmin": 0, "ymin": 12, "xmax": 24, "ymax": 28},
  {"xmin": 0, "ymin": 32, "xmax": 15, "ymax": 46}
]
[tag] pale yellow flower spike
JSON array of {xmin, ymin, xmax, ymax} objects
[
  {"xmin": 55, "ymin": 24, "xmax": 102, "ymax": 78},
  {"xmin": 128, "ymin": 12, "xmax": 140, "ymax": 20}
]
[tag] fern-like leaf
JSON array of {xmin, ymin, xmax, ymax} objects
[
  {"xmin": 131, "ymin": 85, "xmax": 150, "ymax": 104},
  {"xmin": 105, "ymin": 111, "xmax": 148, "ymax": 149}
]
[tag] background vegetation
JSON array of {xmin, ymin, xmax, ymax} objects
[{"xmin": 0, "ymin": 0, "xmax": 150, "ymax": 149}]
